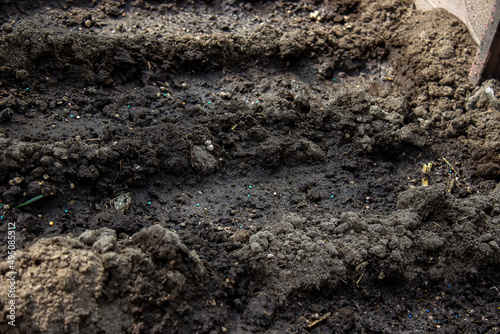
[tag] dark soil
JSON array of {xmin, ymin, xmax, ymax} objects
[{"xmin": 0, "ymin": 0, "xmax": 499, "ymax": 333}]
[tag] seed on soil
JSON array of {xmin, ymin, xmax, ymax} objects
[
  {"xmin": 422, "ymin": 163, "xmax": 432, "ymax": 174},
  {"xmin": 49, "ymin": 221, "xmax": 54, "ymax": 226},
  {"xmin": 84, "ymin": 20, "xmax": 92, "ymax": 28},
  {"xmin": 422, "ymin": 177, "xmax": 429, "ymax": 186},
  {"xmin": 310, "ymin": 10, "xmax": 322, "ymax": 22},
  {"xmin": 204, "ymin": 140, "xmax": 212, "ymax": 146},
  {"xmin": 206, "ymin": 144, "xmax": 214, "ymax": 151},
  {"xmin": 9, "ymin": 177, "xmax": 22, "ymax": 185}
]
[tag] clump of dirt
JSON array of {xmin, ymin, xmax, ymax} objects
[
  {"xmin": 1, "ymin": 0, "xmax": 500, "ymax": 333},
  {"xmin": 231, "ymin": 183, "xmax": 500, "ymax": 330},
  {"xmin": 0, "ymin": 225, "xmax": 220, "ymax": 334}
]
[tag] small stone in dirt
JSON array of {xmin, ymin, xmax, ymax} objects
[
  {"xmin": 306, "ymin": 189, "xmax": 323, "ymax": 201},
  {"xmin": 413, "ymin": 106, "xmax": 428, "ymax": 118},
  {"xmin": 429, "ymin": 85, "xmax": 454, "ymax": 97},
  {"xmin": 310, "ymin": 10, "xmax": 323, "ymax": 22},
  {"xmin": 318, "ymin": 62, "xmax": 334, "ymax": 79},
  {"xmin": 0, "ymin": 23, "xmax": 13, "ymax": 33},
  {"xmin": 219, "ymin": 92, "xmax": 232, "ymax": 99},
  {"xmin": 466, "ymin": 81, "xmax": 500, "ymax": 111},
  {"xmin": 248, "ymin": 126, "xmax": 268, "ymax": 141},
  {"xmin": 0, "ymin": 107, "xmax": 13, "ymax": 122},
  {"xmin": 110, "ymin": 193, "xmax": 132, "ymax": 214},
  {"xmin": 15, "ymin": 69, "xmax": 29, "ymax": 80}
]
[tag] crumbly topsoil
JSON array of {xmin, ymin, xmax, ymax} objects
[{"xmin": 0, "ymin": 0, "xmax": 499, "ymax": 333}]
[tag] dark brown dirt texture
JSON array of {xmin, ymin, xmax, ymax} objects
[{"xmin": 0, "ymin": 0, "xmax": 499, "ymax": 333}]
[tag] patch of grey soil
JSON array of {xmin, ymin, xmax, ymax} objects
[{"xmin": 0, "ymin": 225, "xmax": 219, "ymax": 334}]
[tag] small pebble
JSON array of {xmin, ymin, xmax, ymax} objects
[{"xmin": 84, "ymin": 20, "xmax": 92, "ymax": 28}]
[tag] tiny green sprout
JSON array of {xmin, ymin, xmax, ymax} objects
[{"xmin": 15, "ymin": 195, "xmax": 44, "ymax": 208}]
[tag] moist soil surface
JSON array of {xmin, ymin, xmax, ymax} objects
[{"xmin": 0, "ymin": 0, "xmax": 500, "ymax": 333}]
